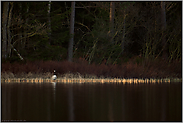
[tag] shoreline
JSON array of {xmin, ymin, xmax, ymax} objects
[
  {"xmin": 1, "ymin": 77, "xmax": 182, "ymax": 84},
  {"xmin": 1, "ymin": 72, "xmax": 182, "ymax": 83}
]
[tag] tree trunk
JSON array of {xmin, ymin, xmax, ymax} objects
[
  {"xmin": 24, "ymin": 3, "xmax": 29, "ymax": 49},
  {"xmin": 48, "ymin": 1, "xmax": 51, "ymax": 45},
  {"xmin": 65, "ymin": 2, "xmax": 70, "ymax": 27},
  {"xmin": 18, "ymin": 2, "xmax": 23, "ymax": 49},
  {"xmin": 161, "ymin": 1, "xmax": 167, "ymax": 60},
  {"xmin": 7, "ymin": 2, "xmax": 13, "ymax": 58},
  {"xmin": 121, "ymin": 9, "xmax": 126, "ymax": 54},
  {"xmin": 2, "ymin": 2, "xmax": 9, "ymax": 59},
  {"xmin": 109, "ymin": 2, "xmax": 115, "ymax": 43},
  {"xmin": 68, "ymin": 2, "xmax": 75, "ymax": 62}
]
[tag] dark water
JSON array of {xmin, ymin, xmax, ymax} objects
[{"xmin": 1, "ymin": 81, "xmax": 182, "ymax": 121}]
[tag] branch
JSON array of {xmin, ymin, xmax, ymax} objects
[
  {"xmin": 75, "ymin": 22, "xmax": 94, "ymax": 37},
  {"xmin": 10, "ymin": 44, "xmax": 24, "ymax": 60},
  {"xmin": 75, "ymin": 6, "xmax": 98, "ymax": 8},
  {"xmin": 12, "ymin": 23, "xmax": 47, "ymax": 46}
]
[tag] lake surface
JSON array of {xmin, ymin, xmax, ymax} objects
[{"xmin": 1, "ymin": 81, "xmax": 182, "ymax": 121}]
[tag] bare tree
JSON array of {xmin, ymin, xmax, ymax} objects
[
  {"xmin": 121, "ymin": 9, "xmax": 126, "ymax": 54},
  {"xmin": 68, "ymin": 2, "xmax": 75, "ymax": 62},
  {"xmin": 161, "ymin": 1, "xmax": 167, "ymax": 59},
  {"xmin": 3, "ymin": 2, "xmax": 24, "ymax": 61},
  {"xmin": 109, "ymin": 2, "xmax": 115, "ymax": 43},
  {"xmin": 23, "ymin": 3, "xmax": 29, "ymax": 49},
  {"xmin": 48, "ymin": 1, "xmax": 51, "ymax": 45},
  {"xmin": 7, "ymin": 2, "xmax": 13, "ymax": 57},
  {"xmin": 2, "ymin": 2, "xmax": 9, "ymax": 59},
  {"xmin": 18, "ymin": 2, "xmax": 23, "ymax": 49}
]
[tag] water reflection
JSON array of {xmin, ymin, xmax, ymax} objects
[
  {"xmin": 68, "ymin": 84, "xmax": 74, "ymax": 121},
  {"xmin": 1, "ymin": 81, "xmax": 182, "ymax": 121},
  {"xmin": 46, "ymin": 83, "xmax": 51, "ymax": 121},
  {"xmin": 52, "ymin": 82, "xmax": 56, "ymax": 121},
  {"xmin": 2, "ymin": 83, "xmax": 11, "ymax": 120}
]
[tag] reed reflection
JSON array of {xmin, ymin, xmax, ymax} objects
[{"xmin": 68, "ymin": 84, "xmax": 74, "ymax": 121}]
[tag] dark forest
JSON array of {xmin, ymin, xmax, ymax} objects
[{"xmin": 1, "ymin": 1, "xmax": 182, "ymax": 78}]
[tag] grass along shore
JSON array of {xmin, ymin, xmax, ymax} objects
[
  {"xmin": 1, "ymin": 72, "xmax": 182, "ymax": 83},
  {"xmin": 1, "ymin": 59, "xmax": 181, "ymax": 84}
]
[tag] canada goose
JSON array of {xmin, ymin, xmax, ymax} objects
[{"xmin": 52, "ymin": 70, "xmax": 57, "ymax": 80}]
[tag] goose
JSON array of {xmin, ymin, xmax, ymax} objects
[{"xmin": 52, "ymin": 70, "xmax": 57, "ymax": 80}]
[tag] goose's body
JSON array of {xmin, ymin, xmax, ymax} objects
[
  {"xmin": 52, "ymin": 70, "xmax": 57, "ymax": 80},
  {"xmin": 52, "ymin": 75, "xmax": 57, "ymax": 80}
]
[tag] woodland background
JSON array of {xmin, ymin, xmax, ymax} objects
[{"xmin": 1, "ymin": 1, "xmax": 182, "ymax": 78}]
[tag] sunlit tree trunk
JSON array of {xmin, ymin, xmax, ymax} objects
[
  {"xmin": 68, "ymin": 2, "xmax": 75, "ymax": 62},
  {"xmin": 2, "ymin": 2, "xmax": 9, "ymax": 59},
  {"xmin": 7, "ymin": 2, "xmax": 13, "ymax": 58},
  {"xmin": 48, "ymin": 1, "xmax": 51, "ymax": 45},
  {"xmin": 109, "ymin": 2, "xmax": 115, "ymax": 43},
  {"xmin": 161, "ymin": 1, "xmax": 167, "ymax": 59}
]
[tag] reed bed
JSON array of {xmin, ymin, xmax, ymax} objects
[
  {"xmin": 1, "ymin": 72, "xmax": 182, "ymax": 84},
  {"xmin": 1, "ymin": 59, "xmax": 182, "ymax": 79},
  {"xmin": 1, "ymin": 78, "xmax": 182, "ymax": 84}
]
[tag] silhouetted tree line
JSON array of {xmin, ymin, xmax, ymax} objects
[{"xmin": 2, "ymin": 2, "xmax": 182, "ymax": 64}]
